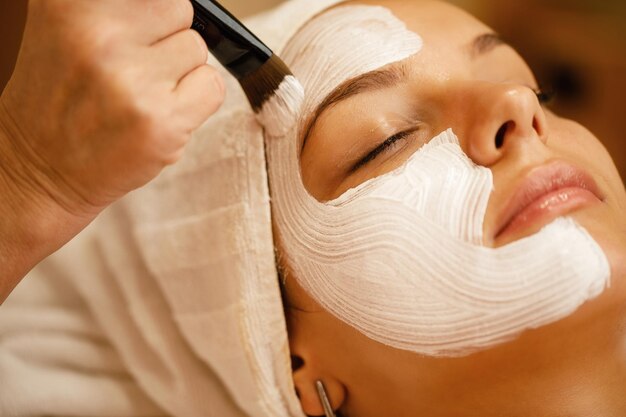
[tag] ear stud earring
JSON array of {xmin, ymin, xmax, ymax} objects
[{"xmin": 315, "ymin": 380, "xmax": 337, "ymax": 417}]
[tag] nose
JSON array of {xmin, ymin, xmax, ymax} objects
[{"xmin": 452, "ymin": 81, "xmax": 549, "ymax": 167}]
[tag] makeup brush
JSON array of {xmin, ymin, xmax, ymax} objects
[{"xmin": 190, "ymin": 0, "xmax": 292, "ymax": 112}]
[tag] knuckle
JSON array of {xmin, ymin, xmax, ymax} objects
[
  {"xmin": 153, "ymin": 127, "xmax": 189, "ymax": 166},
  {"xmin": 207, "ymin": 91, "xmax": 226, "ymax": 114},
  {"xmin": 187, "ymin": 30, "xmax": 209, "ymax": 63},
  {"xmin": 42, "ymin": 1, "xmax": 120, "ymax": 53},
  {"xmin": 205, "ymin": 68, "xmax": 226, "ymax": 106},
  {"xmin": 135, "ymin": 107, "xmax": 165, "ymax": 137},
  {"xmin": 126, "ymin": 102, "xmax": 191, "ymax": 166},
  {"xmin": 70, "ymin": 44, "xmax": 106, "ymax": 79},
  {"xmin": 90, "ymin": 58, "xmax": 134, "ymax": 100},
  {"xmin": 108, "ymin": 88, "xmax": 162, "ymax": 139},
  {"xmin": 190, "ymin": 66, "xmax": 225, "ymax": 114},
  {"xmin": 175, "ymin": 0, "xmax": 194, "ymax": 28},
  {"xmin": 82, "ymin": 29, "xmax": 119, "ymax": 61},
  {"xmin": 65, "ymin": 28, "xmax": 122, "ymax": 75},
  {"xmin": 199, "ymin": 64, "xmax": 220, "ymax": 86}
]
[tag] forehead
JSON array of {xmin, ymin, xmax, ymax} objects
[
  {"xmin": 350, "ymin": 0, "xmax": 491, "ymax": 33},
  {"xmin": 351, "ymin": 0, "xmax": 493, "ymax": 53},
  {"xmin": 277, "ymin": 0, "xmax": 498, "ymax": 147},
  {"xmin": 289, "ymin": 0, "xmax": 495, "ymax": 104},
  {"xmin": 295, "ymin": 1, "xmax": 497, "ymax": 137}
]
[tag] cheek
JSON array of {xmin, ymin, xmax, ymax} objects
[
  {"xmin": 548, "ymin": 114, "xmax": 612, "ymax": 166},
  {"xmin": 548, "ymin": 114, "xmax": 622, "ymax": 194},
  {"xmin": 547, "ymin": 113, "xmax": 626, "ymax": 274}
]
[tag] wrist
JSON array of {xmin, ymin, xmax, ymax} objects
[
  {"xmin": 0, "ymin": 103, "xmax": 45, "ymax": 299},
  {"xmin": 0, "ymin": 98, "xmax": 94, "ymax": 302}
]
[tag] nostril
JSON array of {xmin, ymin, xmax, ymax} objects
[
  {"xmin": 495, "ymin": 122, "xmax": 510, "ymax": 149},
  {"xmin": 532, "ymin": 116, "xmax": 543, "ymax": 137}
]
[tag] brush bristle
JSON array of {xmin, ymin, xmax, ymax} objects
[{"xmin": 239, "ymin": 55, "xmax": 291, "ymax": 112}]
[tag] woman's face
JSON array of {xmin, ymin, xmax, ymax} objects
[{"xmin": 282, "ymin": 1, "xmax": 626, "ymax": 416}]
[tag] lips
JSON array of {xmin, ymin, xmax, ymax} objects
[{"xmin": 494, "ymin": 161, "xmax": 604, "ymax": 240}]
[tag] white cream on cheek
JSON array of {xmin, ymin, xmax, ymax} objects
[{"xmin": 261, "ymin": 6, "xmax": 610, "ymax": 356}]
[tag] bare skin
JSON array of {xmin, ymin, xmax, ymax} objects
[
  {"xmin": 281, "ymin": 1, "xmax": 626, "ymax": 416},
  {"xmin": 0, "ymin": 0, "xmax": 225, "ymax": 302}
]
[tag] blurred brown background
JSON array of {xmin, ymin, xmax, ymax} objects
[{"xmin": 1, "ymin": 0, "xmax": 624, "ymax": 181}]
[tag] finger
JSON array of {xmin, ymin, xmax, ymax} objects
[
  {"xmin": 174, "ymin": 65, "xmax": 226, "ymax": 131},
  {"xmin": 151, "ymin": 29, "xmax": 208, "ymax": 82},
  {"xmin": 123, "ymin": 0, "xmax": 195, "ymax": 45}
]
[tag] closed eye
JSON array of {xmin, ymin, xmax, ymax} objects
[{"xmin": 351, "ymin": 128, "xmax": 418, "ymax": 173}]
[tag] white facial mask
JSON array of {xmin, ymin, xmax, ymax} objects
[{"xmin": 262, "ymin": 6, "xmax": 610, "ymax": 356}]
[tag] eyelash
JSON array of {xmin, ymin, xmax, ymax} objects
[
  {"xmin": 352, "ymin": 87, "xmax": 555, "ymax": 172},
  {"xmin": 535, "ymin": 87, "xmax": 555, "ymax": 104},
  {"xmin": 351, "ymin": 129, "xmax": 415, "ymax": 172}
]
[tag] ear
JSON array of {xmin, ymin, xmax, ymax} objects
[
  {"xmin": 281, "ymin": 270, "xmax": 347, "ymax": 415},
  {"xmin": 290, "ymin": 351, "xmax": 346, "ymax": 416},
  {"xmin": 289, "ymin": 312, "xmax": 346, "ymax": 416},
  {"xmin": 288, "ymin": 313, "xmax": 346, "ymax": 416}
]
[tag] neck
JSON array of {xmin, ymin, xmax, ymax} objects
[
  {"xmin": 495, "ymin": 282, "xmax": 626, "ymax": 417},
  {"xmin": 389, "ymin": 276, "xmax": 626, "ymax": 417}
]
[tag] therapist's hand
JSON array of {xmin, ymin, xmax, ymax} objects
[{"xmin": 0, "ymin": 0, "xmax": 225, "ymax": 301}]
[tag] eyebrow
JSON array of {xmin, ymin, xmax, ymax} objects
[
  {"xmin": 470, "ymin": 32, "xmax": 506, "ymax": 58},
  {"xmin": 300, "ymin": 32, "xmax": 506, "ymax": 153},
  {"xmin": 299, "ymin": 63, "xmax": 410, "ymax": 152}
]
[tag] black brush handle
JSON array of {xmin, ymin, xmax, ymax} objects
[{"xmin": 190, "ymin": 0, "xmax": 273, "ymax": 80}]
